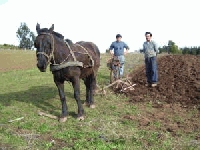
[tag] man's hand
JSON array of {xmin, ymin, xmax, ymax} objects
[
  {"xmin": 110, "ymin": 50, "xmax": 114, "ymax": 56},
  {"xmin": 124, "ymin": 50, "xmax": 129, "ymax": 56}
]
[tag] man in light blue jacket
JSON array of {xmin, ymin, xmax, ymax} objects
[
  {"xmin": 143, "ymin": 32, "xmax": 159, "ymax": 87},
  {"xmin": 109, "ymin": 34, "xmax": 129, "ymax": 78}
]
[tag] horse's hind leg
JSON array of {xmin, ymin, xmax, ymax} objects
[
  {"xmin": 55, "ymin": 81, "xmax": 68, "ymax": 123},
  {"xmin": 92, "ymin": 75, "xmax": 98, "ymax": 94},
  {"xmin": 84, "ymin": 74, "xmax": 96, "ymax": 108},
  {"xmin": 90, "ymin": 75, "xmax": 96, "ymax": 108},
  {"xmin": 72, "ymin": 77, "xmax": 84, "ymax": 120},
  {"xmin": 84, "ymin": 77, "xmax": 90, "ymax": 107}
]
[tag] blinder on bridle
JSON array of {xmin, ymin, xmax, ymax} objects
[{"xmin": 36, "ymin": 32, "xmax": 55, "ymax": 64}]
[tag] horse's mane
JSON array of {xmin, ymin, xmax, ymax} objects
[
  {"xmin": 39, "ymin": 28, "xmax": 64, "ymax": 40},
  {"xmin": 65, "ymin": 39, "xmax": 73, "ymax": 46},
  {"xmin": 53, "ymin": 31, "xmax": 64, "ymax": 40},
  {"xmin": 76, "ymin": 41, "xmax": 85, "ymax": 44}
]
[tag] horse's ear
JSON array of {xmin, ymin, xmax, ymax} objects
[
  {"xmin": 36, "ymin": 23, "xmax": 40, "ymax": 34},
  {"xmin": 49, "ymin": 24, "xmax": 54, "ymax": 33}
]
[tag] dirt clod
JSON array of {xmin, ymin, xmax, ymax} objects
[
  {"xmin": 123, "ymin": 55, "xmax": 200, "ymax": 107},
  {"xmin": 120, "ymin": 55, "xmax": 200, "ymax": 137}
]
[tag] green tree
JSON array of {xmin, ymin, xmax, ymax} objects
[
  {"xmin": 191, "ymin": 47, "xmax": 197, "ymax": 55},
  {"xmin": 158, "ymin": 45, "xmax": 169, "ymax": 54},
  {"xmin": 182, "ymin": 46, "xmax": 200, "ymax": 55},
  {"xmin": 16, "ymin": 22, "xmax": 35, "ymax": 50},
  {"xmin": 168, "ymin": 40, "xmax": 175, "ymax": 47},
  {"xmin": 182, "ymin": 47, "xmax": 190, "ymax": 54},
  {"xmin": 197, "ymin": 47, "xmax": 200, "ymax": 55},
  {"xmin": 158, "ymin": 47, "xmax": 164, "ymax": 54},
  {"xmin": 168, "ymin": 40, "xmax": 181, "ymax": 54}
]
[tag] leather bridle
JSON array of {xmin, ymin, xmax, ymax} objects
[{"xmin": 36, "ymin": 32, "xmax": 56, "ymax": 64}]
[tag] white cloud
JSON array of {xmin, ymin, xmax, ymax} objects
[{"xmin": 0, "ymin": 0, "xmax": 200, "ymax": 52}]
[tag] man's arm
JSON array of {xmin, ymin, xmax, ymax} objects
[
  {"xmin": 142, "ymin": 44, "xmax": 145, "ymax": 53},
  {"xmin": 124, "ymin": 42, "xmax": 130, "ymax": 55},
  {"xmin": 109, "ymin": 42, "xmax": 114, "ymax": 55},
  {"xmin": 153, "ymin": 41, "xmax": 159, "ymax": 54},
  {"xmin": 140, "ymin": 43, "xmax": 145, "ymax": 53}
]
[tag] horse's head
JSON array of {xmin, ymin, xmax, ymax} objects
[{"xmin": 34, "ymin": 23, "xmax": 54, "ymax": 72}]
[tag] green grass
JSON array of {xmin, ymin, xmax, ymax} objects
[
  {"xmin": 0, "ymin": 50, "xmax": 36, "ymax": 72},
  {"xmin": 0, "ymin": 51, "xmax": 199, "ymax": 149}
]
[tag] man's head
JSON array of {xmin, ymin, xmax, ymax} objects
[
  {"xmin": 145, "ymin": 32, "xmax": 152, "ymax": 42},
  {"xmin": 116, "ymin": 34, "xmax": 122, "ymax": 42}
]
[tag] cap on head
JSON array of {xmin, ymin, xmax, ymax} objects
[
  {"xmin": 145, "ymin": 32, "xmax": 152, "ymax": 37},
  {"xmin": 116, "ymin": 34, "xmax": 122, "ymax": 38}
]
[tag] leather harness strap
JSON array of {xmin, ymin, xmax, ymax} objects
[
  {"xmin": 65, "ymin": 41, "xmax": 77, "ymax": 61},
  {"xmin": 36, "ymin": 32, "xmax": 94, "ymax": 71},
  {"xmin": 75, "ymin": 43, "xmax": 94, "ymax": 67}
]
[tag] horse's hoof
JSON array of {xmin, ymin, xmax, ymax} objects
[
  {"xmin": 90, "ymin": 104, "xmax": 96, "ymax": 109},
  {"xmin": 77, "ymin": 116, "xmax": 85, "ymax": 121},
  {"xmin": 59, "ymin": 117, "xmax": 67, "ymax": 123},
  {"xmin": 83, "ymin": 102, "xmax": 90, "ymax": 107}
]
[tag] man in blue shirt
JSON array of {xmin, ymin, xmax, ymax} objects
[
  {"xmin": 143, "ymin": 32, "xmax": 159, "ymax": 87},
  {"xmin": 109, "ymin": 34, "xmax": 129, "ymax": 78}
]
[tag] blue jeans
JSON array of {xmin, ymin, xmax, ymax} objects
[
  {"xmin": 112, "ymin": 55, "xmax": 125, "ymax": 77},
  {"xmin": 145, "ymin": 56, "xmax": 158, "ymax": 84}
]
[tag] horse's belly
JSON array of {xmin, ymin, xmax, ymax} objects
[{"xmin": 80, "ymin": 68, "xmax": 94, "ymax": 78}]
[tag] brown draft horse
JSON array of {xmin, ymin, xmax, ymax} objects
[{"xmin": 34, "ymin": 24, "xmax": 100, "ymax": 122}]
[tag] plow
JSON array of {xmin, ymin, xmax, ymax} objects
[{"xmin": 95, "ymin": 56, "xmax": 136, "ymax": 95}]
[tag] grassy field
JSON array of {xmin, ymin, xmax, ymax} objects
[
  {"xmin": 0, "ymin": 50, "xmax": 199, "ymax": 150},
  {"xmin": 0, "ymin": 50, "xmax": 36, "ymax": 72}
]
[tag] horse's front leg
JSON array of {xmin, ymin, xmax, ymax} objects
[
  {"xmin": 72, "ymin": 77, "xmax": 84, "ymax": 120},
  {"xmin": 55, "ymin": 81, "xmax": 68, "ymax": 122}
]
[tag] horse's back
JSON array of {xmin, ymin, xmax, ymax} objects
[
  {"xmin": 75, "ymin": 41, "xmax": 100, "ymax": 58},
  {"xmin": 75, "ymin": 41, "xmax": 100, "ymax": 68}
]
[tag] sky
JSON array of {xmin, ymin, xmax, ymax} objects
[{"xmin": 0, "ymin": 0, "xmax": 199, "ymax": 52}]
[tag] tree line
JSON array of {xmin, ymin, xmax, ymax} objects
[
  {"xmin": 2, "ymin": 22, "xmax": 200, "ymax": 53},
  {"xmin": 138, "ymin": 40, "xmax": 200, "ymax": 55},
  {"xmin": 0, "ymin": 22, "xmax": 35, "ymax": 50},
  {"xmin": 158, "ymin": 40, "xmax": 200, "ymax": 55},
  {"xmin": 0, "ymin": 22, "xmax": 36, "ymax": 50},
  {"xmin": 0, "ymin": 44, "xmax": 20, "ymax": 50}
]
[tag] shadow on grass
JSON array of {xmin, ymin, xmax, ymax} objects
[{"xmin": 0, "ymin": 85, "xmax": 82, "ymax": 117}]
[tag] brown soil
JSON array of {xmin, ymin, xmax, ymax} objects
[
  {"xmin": 119, "ymin": 55, "xmax": 200, "ymax": 138},
  {"xmin": 124, "ymin": 55, "xmax": 200, "ymax": 108},
  {"xmin": 123, "ymin": 103, "xmax": 200, "ymax": 138}
]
